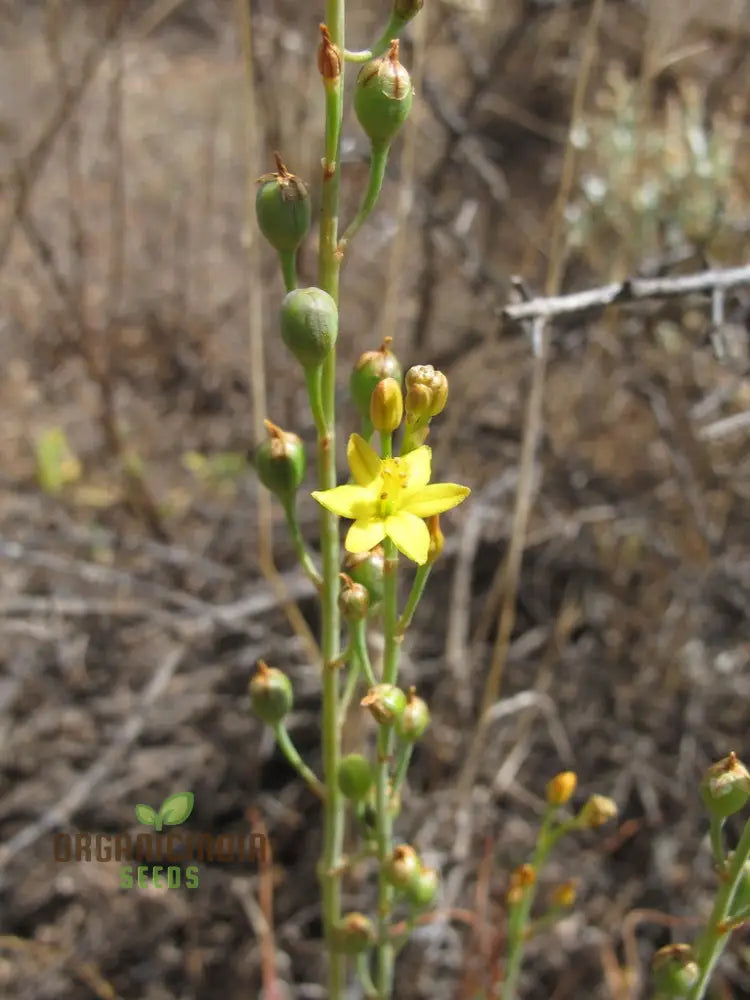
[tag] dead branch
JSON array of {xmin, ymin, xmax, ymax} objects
[{"xmin": 500, "ymin": 264, "xmax": 750, "ymax": 323}]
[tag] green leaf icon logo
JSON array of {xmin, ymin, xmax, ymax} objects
[
  {"xmin": 135, "ymin": 803, "xmax": 157, "ymax": 827},
  {"xmin": 155, "ymin": 792, "xmax": 195, "ymax": 831}
]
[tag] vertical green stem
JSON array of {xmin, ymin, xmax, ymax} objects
[
  {"xmin": 318, "ymin": 4, "xmax": 345, "ymax": 998},
  {"xmin": 396, "ymin": 563, "xmax": 431, "ymax": 634},
  {"xmin": 282, "ymin": 500, "xmax": 322, "ymax": 589},
  {"xmin": 375, "ymin": 500, "xmax": 400, "ymax": 997},
  {"xmin": 686, "ymin": 818, "xmax": 750, "ymax": 1000},
  {"xmin": 503, "ymin": 811, "xmax": 556, "ymax": 1000}
]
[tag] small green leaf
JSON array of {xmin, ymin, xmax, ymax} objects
[
  {"xmin": 158, "ymin": 792, "xmax": 195, "ymax": 828},
  {"xmin": 135, "ymin": 803, "xmax": 157, "ymax": 826},
  {"xmin": 35, "ymin": 427, "xmax": 82, "ymax": 496}
]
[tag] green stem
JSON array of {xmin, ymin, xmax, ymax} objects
[
  {"xmin": 274, "ymin": 723, "xmax": 326, "ymax": 800},
  {"xmin": 304, "ymin": 366, "xmax": 328, "ymax": 436},
  {"xmin": 502, "ymin": 809, "xmax": 557, "ymax": 1000},
  {"xmin": 278, "ymin": 249, "xmax": 297, "ymax": 292},
  {"xmin": 391, "ymin": 740, "xmax": 413, "ymax": 799},
  {"xmin": 356, "ymin": 951, "xmax": 379, "ymax": 999},
  {"xmin": 339, "ymin": 142, "xmax": 390, "ymax": 252},
  {"xmin": 396, "ymin": 563, "xmax": 431, "ymax": 635},
  {"xmin": 318, "ymin": 5, "xmax": 345, "ymax": 998},
  {"xmin": 686, "ymin": 817, "xmax": 750, "ymax": 1000},
  {"xmin": 339, "ymin": 654, "xmax": 361, "ymax": 731},
  {"xmin": 352, "ymin": 618, "xmax": 377, "ymax": 686},
  {"xmin": 344, "ymin": 15, "xmax": 407, "ymax": 62},
  {"xmin": 282, "ymin": 500, "xmax": 322, "ymax": 589},
  {"xmin": 374, "ymin": 531, "xmax": 400, "ymax": 998}
]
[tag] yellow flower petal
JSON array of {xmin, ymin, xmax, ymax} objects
[
  {"xmin": 346, "ymin": 518, "xmax": 387, "ymax": 553},
  {"xmin": 400, "ymin": 483, "xmax": 471, "ymax": 518},
  {"xmin": 385, "ymin": 511, "xmax": 431, "ymax": 564},
  {"xmin": 402, "ymin": 445, "xmax": 431, "ymax": 489},
  {"xmin": 312, "ymin": 485, "xmax": 375, "ymax": 519},
  {"xmin": 348, "ymin": 434, "xmax": 381, "ymax": 486}
]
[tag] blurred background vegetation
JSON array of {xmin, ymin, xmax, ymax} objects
[{"xmin": 0, "ymin": 2, "xmax": 748, "ymax": 998}]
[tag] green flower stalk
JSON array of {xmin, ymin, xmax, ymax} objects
[
  {"xmin": 340, "ymin": 40, "xmax": 413, "ymax": 252},
  {"xmin": 251, "ymin": 5, "xmax": 467, "ymax": 997}
]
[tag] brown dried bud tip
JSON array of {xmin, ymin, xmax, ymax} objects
[{"xmin": 318, "ymin": 24, "xmax": 341, "ymax": 85}]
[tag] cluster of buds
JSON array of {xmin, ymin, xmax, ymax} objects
[
  {"xmin": 384, "ymin": 843, "xmax": 439, "ymax": 908},
  {"xmin": 360, "ymin": 684, "xmax": 430, "ymax": 740},
  {"xmin": 506, "ymin": 863, "xmax": 536, "ymax": 906}
]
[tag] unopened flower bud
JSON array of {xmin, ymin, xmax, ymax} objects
[
  {"xmin": 701, "ymin": 752, "xmax": 750, "ymax": 821},
  {"xmin": 354, "ymin": 40, "xmax": 413, "ymax": 149},
  {"xmin": 343, "ymin": 546, "xmax": 385, "ymax": 607},
  {"xmin": 426, "ymin": 515, "xmax": 444, "ymax": 563},
  {"xmin": 506, "ymin": 864, "xmax": 536, "ymax": 905},
  {"xmin": 406, "ymin": 865, "xmax": 439, "ymax": 908},
  {"xmin": 249, "ymin": 660, "xmax": 293, "ymax": 725},
  {"xmin": 317, "ymin": 24, "xmax": 341, "ymax": 86},
  {"xmin": 546, "ymin": 771, "xmax": 578, "ymax": 807},
  {"xmin": 280, "ymin": 287, "xmax": 338, "ymax": 370},
  {"xmin": 255, "ymin": 153, "xmax": 311, "ymax": 254},
  {"xmin": 253, "ymin": 419, "xmax": 306, "ymax": 504},
  {"xmin": 338, "ymin": 574, "xmax": 369, "ymax": 622},
  {"xmin": 331, "ymin": 912, "xmax": 376, "ymax": 954},
  {"xmin": 396, "ymin": 687, "xmax": 431, "ymax": 742},
  {"xmin": 577, "ymin": 794, "xmax": 618, "ymax": 829},
  {"xmin": 652, "ymin": 944, "xmax": 699, "ymax": 996},
  {"xmin": 337, "ymin": 753, "xmax": 374, "ymax": 800},
  {"xmin": 550, "ymin": 880, "xmax": 576, "ymax": 908},
  {"xmin": 350, "ymin": 338, "xmax": 402, "ymax": 420},
  {"xmin": 361, "ymin": 683, "xmax": 407, "ymax": 725},
  {"xmin": 384, "ymin": 844, "xmax": 420, "ymax": 890},
  {"xmin": 393, "ymin": 0, "xmax": 424, "ymax": 23},
  {"xmin": 405, "ymin": 364, "xmax": 449, "ymax": 419},
  {"xmin": 370, "ymin": 377, "xmax": 403, "ymax": 433}
]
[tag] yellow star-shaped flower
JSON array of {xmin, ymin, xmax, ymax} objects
[{"xmin": 312, "ymin": 434, "xmax": 470, "ymax": 565}]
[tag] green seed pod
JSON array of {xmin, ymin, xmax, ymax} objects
[
  {"xmin": 249, "ymin": 660, "xmax": 293, "ymax": 725},
  {"xmin": 652, "ymin": 944, "xmax": 699, "ymax": 997},
  {"xmin": 383, "ymin": 844, "xmax": 420, "ymax": 891},
  {"xmin": 280, "ymin": 287, "xmax": 338, "ymax": 370},
  {"xmin": 331, "ymin": 913, "xmax": 376, "ymax": 954},
  {"xmin": 393, "ymin": 0, "xmax": 424, "ymax": 24},
  {"xmin": 370, "ymin": 377, "xmax": 404, "ymax": 433},
  {"xmin": 338, "ymin": 753, "xmax": 375, "ymax": 800},
  {"xmin": 405, "ymin": 866, "xmax": 439, "ymax": 908},
  {"xmin": 343, "ymin": 546, "xmax": 385, "ymax": 608},
  {"xmin": 396, "ymin": 687, "xmax": 431, "ymax": 742},
  {"xmin": 350, "ymin": 338, "xmax": 402, "ymax": 420},
  {"xmin": 361, "ymin": 683, "xmax": 407, "ymax": 726},
  {"xmin": 253, "ymin": 419, "xmax": 306, "ymax": 503},
  {"xmin": 701, "ymin": 752, "xmax": 750, "ymax": 821},
  {"xmin": 338, "ymin": 574, "xmax": 369, "ymax": 622},
  {"xmin": 354, "ymin": 40, "xmax": 413, "ymax": 148},
  {"xmin": 255, "ymin": 153, "xmax": 311, "ymax": 254}
]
